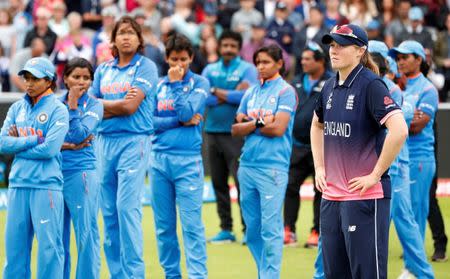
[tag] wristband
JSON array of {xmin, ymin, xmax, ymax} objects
[
  {"xmin": 210, "ymin": 87, "xmax": 216, "ymax": 94},
  {"xmin": 255, "ymin": 117, "xmax": 265, "ymax": 128}
]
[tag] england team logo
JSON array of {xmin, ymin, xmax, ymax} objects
[
  {"xmin": 37, "ymin": 112, "xmax": 48, "ymax": 124},
  {"xmin": 346, "ymin": 95, "xmax": 355, "ymax": 110}
]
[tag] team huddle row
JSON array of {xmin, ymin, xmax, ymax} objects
[{"xmin": 0, "ymin": 16, "xmax": 439, "ymax": 279}]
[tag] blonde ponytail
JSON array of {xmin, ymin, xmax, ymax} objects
[{"xmin": 361, "ymin": 50, "xmax": 379, "ymax": 76}]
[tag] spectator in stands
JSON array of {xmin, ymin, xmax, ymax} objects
[
  {"xmin": 198, "ymin": 1, "xmax": 223, "ymax": 40},
  {"xmin": 141, "ymin": 25, "xmax": 165, "ymax": 77},
  {"xmin": 0, "ymin": 8, "xmax": 16, "ymax": 58},
  {"xmin": 435, "ymin": 12, "xmax": 450, "ymax": 102},
  {"xmin": 199, "ymin": 35, "xmax": 219, "ymax": 64},
  {"xmin": 54, "ymin": 12, "xmax": 93, "ymax": 86},
  {"xmin": 230, "ymin": 0, "xmax": 263, "ymax": 43},
  {"xmin": 160, "ymin": 0, "xmax": 201, "ymax": 46},
  {"xmin": 366, "ymin": 19, "xmax": 384, "ymax": 41},
  {"xmin": 0, "ymin": 42, "xmax": 10, "ymax": 92},
  {"xmin": 323, "ymin": 0, "xmax": 349, "ymax": 29},
  {"xmin": 385, "ymin": 0, "xmax": 411, "ymax": 48},
  {"xmin": 49, "ymin": 1, "xmax": 69, "ymax": 38},
  {"xmin": 23, "ymin": 7, "xmax": 57, "ymax": 56},
  {"xmin": 9, "ymin": 0, "xmax": 32, "ymax": 52},
  {"xmin": 9, "ymin": 37, "xmax": 47, "ymax": 92},
  {"xmin": 340, "ymin": 0, "xmax": 378, "ymax": 28},
  {"xmin": 293, "ymin": 5, "xmax": 329, "ymax": 75},
  {"xmin": 80, "ymin": 0, "xmax": 103, "ymax": 30},
  {"xmin": 217, "ymin": 0, "xmax": 240, "ymax": 29},
  {"xmin": 398, "ymin": 7, "xmax": 433, "ymax": 51},
  {"xmin": 133, "ymin": 0, "xmax": 162, "ymax": 37},
  {"xmin": 295, "ymin": 0, "xmax": 318, "ymax": 23},
  {"xmin": 379, "ymin": 0, "xmax": 397, "ymax": 29},
  {"xmin": 240, "ymin": 23, "xmax": 292, "ymax": 73},
  {"xmin": 266, "ymin": 1, "xmax": 295, "ymax": 54},
  {"xmin": 283, "ymin": 0, "xmax": 305, "ymax": 32},
  {"xmin": 92, "ymin": 6, "xmax": 117, "ymax": 66}
]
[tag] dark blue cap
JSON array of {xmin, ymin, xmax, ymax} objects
[{"xmin": 322, "ymin": 24, "xmax": 368, "ymax": 47}]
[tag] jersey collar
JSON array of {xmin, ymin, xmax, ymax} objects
[
  {"xmin": 261, "ymin": 73, "xmax": 281, "ymax": 85},
  {"xmin": 220, "ymin": 56, "xmax": 241, "ymax": 68},
  {"xmin": 112, "ymin": 53, "xmax": 142, "ymax": 68},
  {"xmin": 61, "ymin": 90, "xmax": 89, "ymax": 105},
  {"xmin": 333, "ymin": 64, "xmax": 364, "ymax": 88},
  {"xmin": 24, "ymin": 88, "xmax": 53, "ymax": 106}
]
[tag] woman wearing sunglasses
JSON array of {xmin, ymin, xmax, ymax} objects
[
  {"xmin": 311, "ymin": 24, "xmax": 408, "ymax": 279},
  {"xmin": 232, "ymin": 44, "xmax": 297, "ymax": 279}
]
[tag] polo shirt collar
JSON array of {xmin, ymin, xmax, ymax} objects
[{"xmin": 333, "ymin": 64, "xmax": 364, "ymax": 88}]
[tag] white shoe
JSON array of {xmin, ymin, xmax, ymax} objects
[{"xmin": 397, "ymin": 269, "xmax": 416, "ymax": 279}]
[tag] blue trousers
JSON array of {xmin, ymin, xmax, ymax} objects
[
  {"xmin": 62, "ymin": 169, "xmax": 101, "ymax": 279},
  {"xmin": 150, "ymin": 153, "xmax": 207, "ymax": 279},
  {"xmin": 313, "ymin": 236, "xmax": 325, "ymax": 279},
  {"xmin": 321, "ymin": 198, "xmax": 390, "ymax": 279},
  {"xmin": 3, "ymin": 188, "xmax": 64, "ymax": 279},
  {"xmin": 97, "ymin": 134, "xmax": 150, "ymax": 279},
  {"xmin": 391, "ymin": 163, "xmax": 434, "ymax": 278},
  {"xmin": 238, "ymin": 166, "xmax": 288, "ymax": 279},
  {"xmin": 409, "ymin": 160, "xmax": 435, "ymax": 241}
]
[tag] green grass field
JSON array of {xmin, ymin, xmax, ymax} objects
[{"xmin": 0, "ymin": 199, "xmax": 449, "ymax": 278}]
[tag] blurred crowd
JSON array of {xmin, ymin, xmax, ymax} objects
[{"xmin": 0, "ymin": 0, "xmax": 449, "ymax": 101}]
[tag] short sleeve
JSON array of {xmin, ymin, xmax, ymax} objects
[
  {"xmin": 237, "ymin": 89, "xmax": 251, "ymax": 115},
  {"xmin": 417, "ymin": 86, "xmax": 438, "ymax": 118},
  {"xmin": 132, "ymin": 57, "xmax": 159, "ymax": 97},
  {"xmin": 88, "ymin": 64, "xmax": 103, "ymax": 98},
  {"xmin": 366, "ymin": 79, "xmax": 401, "ymax": 126},
  {"xmin": 277, "ymin": 86, "xmax": 297, "ymax": 114},
  {"xmin": 314, "ymin": 81, "xmax": 329, "ymax": 124}
]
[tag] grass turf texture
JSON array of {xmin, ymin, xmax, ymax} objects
[{"xmin": 0, "ymin": 199, "xmax": 449, "ymax": 278}]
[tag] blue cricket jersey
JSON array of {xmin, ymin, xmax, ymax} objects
[
  {"xmin": 315, "ymin": 65, "xmax": 401, "ymax": 201},
  {"xmin": 152, "ymin": 70, "xmax": 209, "ymax": 155},
  {"xmin": 60, "ymin": 92, "xmax": 103, "ymax": 171},
  {"xmin": 0, "ymin": 93, "xmax": 69, "ymax": 190},
  {"xmin": 88, "ymin": 53, "xmax": 158, "ymax": 136},
  {"xmin": 383, "ymin": 76, "xmax": 412, "ymax": 176},
  {"xmin": 237, "ymin": 75, "xmax": 297, "ymax": 172},
  {"xmin": 202, "ymin": 57, "xmax": 258, "ymax": 133},
  {"xmin": 403, "ymin": 73, "xmax": 439, "ymax": 162}
]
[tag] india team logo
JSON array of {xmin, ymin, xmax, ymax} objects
[
  {"xmin": 37, "ymin": 112, "xmax": 48, "ymax": 124},
  {"xmin": 269, "ymin": 96, "xmax": 276, "ymax": 104}
]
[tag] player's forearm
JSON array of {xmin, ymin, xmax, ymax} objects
[
  {"xmin": 0, "ymin": 135, "xmax": 39, "ymax": 154},
  {"xmin": 372, "ymin": 120, "xmax": 408, "ymax": 179},
  {"xmin": 311, "ymin": 121, "xmax": 325, "ymax": 170},
  {"xmin": 231, "ymin": 120, "xmax": 257, "ymax": 137},
  {"xmin": 102, "ymin": 99, "xmax": 138, "ymax": 116}
]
